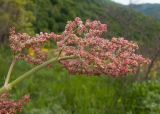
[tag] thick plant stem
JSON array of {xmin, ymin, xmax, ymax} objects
[
  {"xmin": 4, "ymin": 58, "xmax": 16, "ymax": 86},
  {"xmin": 0, "ymin": 55, "xmax": 76, "ymax": 94}
]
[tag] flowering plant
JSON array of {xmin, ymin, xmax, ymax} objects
[
  {"xmin": 0, "ymin": 17, "xmax": 150, "ymax": 113},
  {"xmin": 0, "ymin": 94, "xmax": 29, "ymax": 114}
]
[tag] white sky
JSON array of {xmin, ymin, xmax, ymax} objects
[{"xmin": 112, "ymin": 0, "xmax": 160, "ymax": 5}]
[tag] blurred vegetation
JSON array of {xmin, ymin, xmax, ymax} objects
[
  {"xmin": 31, "ymin": 0, "xmax": 160, "ymax": 45},
  {"xmin": 0, "ymin": 0, "xmax": 35, "ymax": 43},
  {"xmin": 1, "ymin": 47, "xmax": 160, "ymax": 114},
  {"xmin": 1, "ymin": 0, "xmax": 160, "ymax": 114},
  {"xmin": 130, "ymin": 4, "xmax": 160, "ymax": 20}
]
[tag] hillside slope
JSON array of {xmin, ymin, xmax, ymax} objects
[
  {"xmin": 130, "ymin": 4, "xmax": 160, "ymax": 19},
  {"xmin": 31, "ymin": 0, "xmax": 160, "ymax": 46}
]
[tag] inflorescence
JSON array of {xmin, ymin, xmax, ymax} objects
[
  {"xmin": 1, "ymin": 17, "xmax": 151, "ymax": 114},
  {"xmin": 9, "ymin": 17, "xmax": 150, "ymax": 77},
  {"xmin": 0, "ymin": 94, "xmax": 29, "ymax": 114}
]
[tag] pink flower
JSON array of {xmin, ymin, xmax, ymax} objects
[
  {"xmin": 56, "ymin": 17, "xmax": 150, "ymax": 77},
  {"xmin": 0, "ymin": 94, "xmax": 30, "ymax": 114},
  {"xmin": 9, "ymin": 17, "xmax": 150, "ymax": 77}
]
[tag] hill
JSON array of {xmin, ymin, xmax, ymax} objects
[
  {"xmin": 31, "ymin": 0, "xmax": 160, "ymax": 43},
  {"xmin": 130, "ymin": 4, "xmax": 160, "ymax": 19},
  {"xmin": 1, "ymin": 0, "xmax": 160, "ymax": 47},
  {"xmin": 29, "ymin": 0, "xmax": 160, "ymax": 56}
]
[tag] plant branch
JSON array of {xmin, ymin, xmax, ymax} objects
[
  {"xmin": 4, "ymin": 58, "xmax": 16, "ymax": 87},
  {"xmin": 0, "ymin": 55, "xmax": 77, "ymax": 94}
]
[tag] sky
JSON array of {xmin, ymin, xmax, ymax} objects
[{"xmin": 112, "ymin": 0, "xmax": 160, "ymax": 5}]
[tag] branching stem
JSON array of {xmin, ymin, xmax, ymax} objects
[
  {"xmin": 0, "ymin": 55, "xmax": 77, "ymax": 94},
  {"xmin": 4, "ymin": 58, "xmax": 16, "ymax": 87}
]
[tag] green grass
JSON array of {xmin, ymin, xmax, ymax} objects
[{"xmin": 0, "ymin": 46, "xmax": 160, "ymax": 114}]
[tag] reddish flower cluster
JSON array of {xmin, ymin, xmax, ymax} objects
[
  {"xmin": 0, "ymin": 94, "xmax": 29, "ymax": 114},
  {"xmin": 56, "ymin": 17, "xmax": 150, "ymax": 76},
  {"xmin": 9, "ymin": 28, "xmax": 58, "ymax": 65},
  {"xmin": 9, "ymin": 17, "xmax": 150, "ymax": 77}
]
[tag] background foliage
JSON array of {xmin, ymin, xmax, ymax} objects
[{"xmin": 0, "ymin": 0, "xmax": 35, "ymax": 43}]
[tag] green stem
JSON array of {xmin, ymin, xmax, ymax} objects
[
  {"xmin": 4, "ymin": 58, "xmax": 16, "ymax": 86},
  {"xmin": 0, "ymin": 55, "xmax": 76, "ymax": 94}
]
